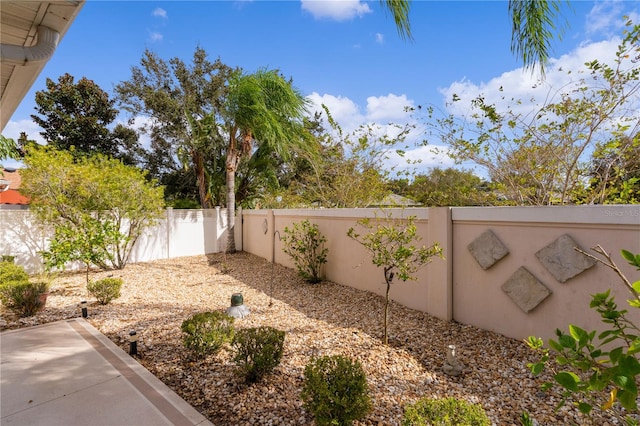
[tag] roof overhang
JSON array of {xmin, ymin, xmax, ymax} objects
[{"xmin": 0, "ymin": 1, "xmax": 85, "ymax": 132}]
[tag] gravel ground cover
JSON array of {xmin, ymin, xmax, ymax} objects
[{"xmin": 1, "ymin": 252, "xmax": 633, "ymax": 425}]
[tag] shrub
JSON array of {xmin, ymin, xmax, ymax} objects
[
  {"xmin": 0, "ymin": 281, "xmax": 49, "ymax": 317},
  {"xmin": 0, "ymin": 261, "xmax": 29, "ymax": 285},
  {"xmin": 526, "ymin": 246, "xmax": 640, "ymax": 423},
  {"xmin": 181, "ymin": 311, "xmax": 235, "ymax": 357},
  {"xmin": 282, "ymin": 219, "xmax": 328, "ymax": 283},
  {"xmin": 87, "ymin": 277, "xmax": 123, "ymax": 305},
  {"xmin": 301, "ymin": 354, "xmax": 372, "ymax": 426},
  {"xmin": 402, "ymin": 397, "xmax": 490, "ymax": 426},
  {"xmin": 232, "ymin": 326, "xmax": 286, "ymax": 383},
  {"xmin": 1, "ymin": 255, "xmax": 15, "ymax": 263}
]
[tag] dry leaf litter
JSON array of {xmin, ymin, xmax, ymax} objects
[{"xmin": 1, "ymin": 252, "xmax": 634, "ymax": 425}]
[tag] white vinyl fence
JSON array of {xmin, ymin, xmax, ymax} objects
[{"xmin": 0, "ymin": 207, "xmax": 241, "ymax": 274}]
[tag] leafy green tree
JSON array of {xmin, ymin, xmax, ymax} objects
[
  {"xmin": 115, "ymin": 48, "xmax": 236, "ymax": 208},
  {"xmin": 31, "ymin": 73, "xmax": 143, "ymax": 163},
  {"xmin": 0, "ymin": 135, "xmax": 19, "ymax": 162},
  {"xmin": 407, "ymin": 167, "xmax": 499, "ymax": 206},
  {"xmin": 20, "ymin": 146, "xmax": 165, "ymax": 271},
  {"xmin": 272, "ymin": 106, "xmax": 411, "ymax": 208},
  {"xmin": 588, "ymin": 133, "xmax": 640, "ymax": 204},
  {"xmin": 347, "ymin": 213, "xmax": 442, "ymax": 344},
  {"xmin": 420, "ymin": 19, "xmax": 639, "ymax": 205},
  {"xmin": 222, "ymin": 68, "xmax": 309, "ymax": 252}
]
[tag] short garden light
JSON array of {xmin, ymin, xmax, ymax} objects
[
  {"xmin": 225, "ymin": 292, "xmax": 250, "ymax": 318},
  {"xmin": 80, "ymin": 300, "xmax": 88, "ymax": 318},
  {"xmin": 129, "ymin": 330, "xmax": 138, "ymax": 356}
]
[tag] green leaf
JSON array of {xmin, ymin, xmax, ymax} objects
[
  {"xmin": 618, "ymin": 389, "xmax": 638, "ymax": 411},
  {"xmin": 554, "ymin": 372, "xmax": 580, "ymax": 391},
  {"xmin": 621, "ymin": 249, "xmax": 635, "ymax": 263},
  {"xmin": 577, "ymin": 402, "xmax": 592, "ymax": 414},
  {"xmin": 558, "ymin": 334, "xmax": 576, "ymax": 349},
  {"xmin": 569, "ymin": 324, "xmax": 589, "ymax": 345}
]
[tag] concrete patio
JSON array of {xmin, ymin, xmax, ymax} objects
[{"xmin": 0, "ymin": 318, "xmax": 212, "ymax": 426}]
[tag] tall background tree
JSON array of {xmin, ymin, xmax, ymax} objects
[
  {"xmin": 418, "ymin": 19, "xmax": 639, "ymax": 205},
  {"xmin": 222, "ymin": 69, "xmax": 310, "ymax": 252},
  {"xmin": 31, "ymin": 73, "xmax": 142, "ymax": 163},
  {"xmin": 115, "ymin": 47, "xmax": 236, "ymax": 209},
  {"xmin": 392, "ymin": 167, "xmax": 499, "ymax": 207}
]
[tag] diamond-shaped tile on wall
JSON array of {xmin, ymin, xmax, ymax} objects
[
  {"xmin": 535, "ymin": 234, "xmax": 596, "ymax": 283},
  {"xmin": 502, "ymin": 267, "xmax": 551, "ymax": 313},
  {"xmin": 467, "ymin": 229, "xmax": 509, "ymax": 270}
]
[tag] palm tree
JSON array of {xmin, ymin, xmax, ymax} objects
[
  {"xmin": 382, "ymin": 0, "xmax": 566, "ymax": 74},
  {"xmin": 223, "ymin": 69, "xmax": 309, "ymax": 252}
]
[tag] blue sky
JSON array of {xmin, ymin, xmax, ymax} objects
[{"xmin": 4, "ymin": 0, "xmax": 640, "ymax": 173}]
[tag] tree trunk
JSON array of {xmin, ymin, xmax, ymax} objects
[
  {"xmin": 226, "ymin": 153, "xmax": 237, "ymax": 253},
  {"xmin": 383, "ymin": 267, "xmax": 393, "ymax": 345},
  {"xmin": 193, "ymin": 151, "xmax": 209, "ymax": 209}
]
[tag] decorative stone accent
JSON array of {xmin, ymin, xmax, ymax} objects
[
  {"xmin": 442, "ymin": 344, "xmax": 464, "ymax": 376},
  {"xmin": 535, "ymin": 234, "xmax": 596, "ymax": 283},
  {"xmin": 467, "ymin": 229, "xmax": 509, "ymax": 270},
  {"xmin": 501, "ymin": 267, "xmax": 551, "ymax": 313}
]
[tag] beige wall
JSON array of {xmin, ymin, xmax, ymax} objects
[{"xmin": 242, "ymin": 206, "xmax": 640, "ymax": 342}]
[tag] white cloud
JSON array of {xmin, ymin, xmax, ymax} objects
[
  {"xmin": 148, "ymin": 31, "xmax": 163, "ymax": 42},
  {"xmin": 385, "ymin": 144, "xmax": 456, "ymax": 175},
  {"xmin": 365, "ymin": 94, "xmax": 413, "ymax": 122},
  {"xmin": 152, "ymin": 7, "xmax": 167, "ymax": 19},
  {"xmin": 3, "ymin": 119, "xmax": 46, "ymax": 146},
  {"xmin": 438, "ymin": 36, "xmax": 624, "ymax": 118},
  {"xmin": 585, "ymin": 0, "xmax": 625, "ymax": 36},
  {"xmin": 375, "ymin": 33, "xmax": 384, "ymax": 44},
  {"xmin": 301, "ymin": 0, "xmax": 371, "ymax": 21}
]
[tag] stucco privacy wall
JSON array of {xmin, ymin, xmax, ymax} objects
[
  {"xmin": 242, "ymin": 206, "xmax": 640, "ymax": 342},
  {"xmin": 243, "ymin": 208, "xmax": 451, "ymax": 320},
  {"xmin": 452, "ymin": 206, "xmax": 640, "ymax": 342}
]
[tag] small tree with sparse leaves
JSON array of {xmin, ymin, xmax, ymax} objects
[{"xmin": 347, "ymin": 212, "xmax": 442, "ymax": 344}]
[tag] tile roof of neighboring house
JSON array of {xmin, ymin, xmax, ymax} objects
[
  {"xmin": 0, "ymin": 189, "xmax": 29, "ymax": 205},
  {"xmin": 0, "ymin": 168, "xmax": 29, "ymax": 205}
]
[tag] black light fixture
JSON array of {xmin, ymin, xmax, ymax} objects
[
  {"xmin": 80, "ymin": 300, "xmax": 88, "ymax": 318},
  {"xmin": 129, "ymin": 330, "xmax": 138, "ymax": 356}
]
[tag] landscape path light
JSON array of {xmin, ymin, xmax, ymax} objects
[
  {"xmin": 80, "ymin": 300, "xmax": 88, "ymax": 318},
  {"xmin": 226, "ymin": 292, "xmax": 250, "ymax": 318},
  {"xmin": 129, "ymin": 330, "xmax": 138, "ymax": 356}
]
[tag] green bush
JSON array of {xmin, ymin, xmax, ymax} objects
[
  {"xmin": 282, "ymin": 219, "xmax": 328, "ymax": 283},
  {"xmin": 232, "ymin": 326, "xmax": 286, "ymax": 383},
  {"xmin": 87, "ymin": 277, "xmax": 123, "ymax": 305},
  {"xmin": 402, "ymin": 397, "xmax": 490, "ymax": 426},
  {"xmin": 526, "ymin": 246, "xmax": 640, "ymax": 423},
  {"xmin": 1, "ymin": 255, "xmax": 15, "ymax": 263},
  {"xmin": 0, "ymin": 261, "xmax": 29, "ymax": 285},
  {"xmin": 0, "ymin": 281, "xmax": 49, "ymax": 317},
  {"xmin": 181, "ymin": 311, "xmax": 235, "ymax": 357},
  {"xmin": 301, "ymin": 354, "xmax": 372, "ymax": 426}
]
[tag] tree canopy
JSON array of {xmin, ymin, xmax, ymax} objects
[
  {"xmin": 115, "ymin": 47, "xmax": 236, "ymax": 209},
  {"xmin": 20, "ymin": 146, "xmax": 165, "ymax": 270},
  {"xmin": 31, "ymin": 73, "xmax": 142, "ymax": 163},
  {"xmin": 417, "ymin": 19, "xmax": 639, "ymax": 205}
]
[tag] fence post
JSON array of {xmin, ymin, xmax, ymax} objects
[
  {"xmin": 165, "ymin": 207, "xmax": 173, "ymax": 259},
  {"xmin": 426, "ymin": 207, "xmax": 453, "ymax": 321}
]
